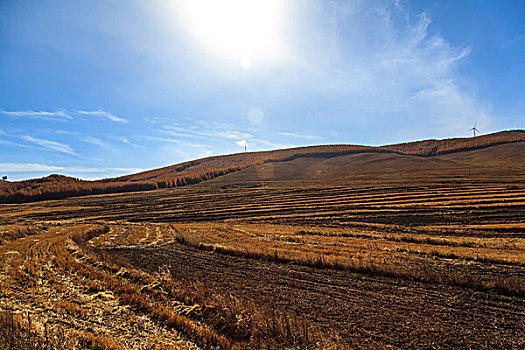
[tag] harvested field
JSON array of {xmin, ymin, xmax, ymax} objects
[
  {"xmin": 1, "ymin": 141, "xmax": 524, "ymax": 349},
  {"xmin": 107, "ymin": 239, "xmax": 524, "ymax": 349},
  {"xmin": 1, "ymin": 179, "xmax": 524, "ymax": 349}
]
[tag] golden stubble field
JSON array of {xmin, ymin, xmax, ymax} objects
[{"xmin": 0, "ymin": 181, "xmax": 524, "ymax": 349}]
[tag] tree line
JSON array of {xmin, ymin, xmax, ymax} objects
[{"xmin": 1, "ymin": 130, "xmax": 523, "ymax": 203}]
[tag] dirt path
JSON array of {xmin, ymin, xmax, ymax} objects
[{"xmin": 106, "ymin": 243, "xmax": 525, "ymax": 349}]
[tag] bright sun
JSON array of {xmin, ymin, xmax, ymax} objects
[{"xmin": 178, "ymin": 0, "xmax": 285, "ymax": 69}]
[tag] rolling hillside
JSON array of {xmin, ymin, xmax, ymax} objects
[
  {"xmin": 1, "ymin": 130, "xmax": 524, "ymax": 203},
  {"xmin": 207, "ymin": 141, "xmax": 525, "ymax": 187},
  {"xmin": 1, "ymin": 131, "xmax": 524, "ymax": 349}
]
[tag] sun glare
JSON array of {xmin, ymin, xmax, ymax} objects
[
  {"xmin": 178, "ymin": 0, "xmax": 285, "ymax": 67},
  {"xmin": 240, "ymin": 55, "xmax": 252, "ymax": 70}
]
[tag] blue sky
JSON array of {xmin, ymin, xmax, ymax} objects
[{"xmin": 1, "ymin": 0, "xmax": 524, "ymax": 181}]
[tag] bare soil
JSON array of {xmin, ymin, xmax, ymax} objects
[
  {"xmin": 103, "ymin": 241, "xmax": 524, "ymax": 349},
  {"xmin": 1, "ymin": 164, "xmax": 524, "ymax": 349}
]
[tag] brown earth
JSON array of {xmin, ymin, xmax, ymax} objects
[
  {"xmin": 1, "ymin": 130, "xmax": 524, "ymax": 203},
  {"xmin": 0, "ymin": 137, "xmax": 524, "ymax": 349},
  {"xmin": 107, "ymin": 241, "xmax": 524, "ymax": 349}
]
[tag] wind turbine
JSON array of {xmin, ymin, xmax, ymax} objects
[
  {"xmin": 235, "ymin": 140, "xmax": 248, "ymax": 152},
  {"xmin": 469, "ymin": 122, "xmax": 480, "ymax": 137}
]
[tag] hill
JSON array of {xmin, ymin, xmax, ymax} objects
[
  {"xmin": 207, "ymin": 141, "xmax": 525, "ymax": 187},
  {"xmin": 1, "ymin": 133, "xmax": 524, "ymax": 349},
  {"xmin": 1, "ymin": 130, "xmax": 524, "ymax": 203}
]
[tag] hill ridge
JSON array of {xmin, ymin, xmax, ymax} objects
[{"xmin": 1, "ymin": 129, "xmax": 523, "ymax": 203}]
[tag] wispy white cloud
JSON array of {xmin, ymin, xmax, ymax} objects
[
  {"xmin": 0, "ymin": 139, "xmax": 32, "ymax": 148},
  {"xmin": 145, "ymin": 116, "xmax": 173, "ymax": 124},
  {"xmin": 145, "ymin": 1, "xmax": 491, "ymax": 147},
  {"xmin": 76, "ymin": 110, "xmax": 128, "ymax": 123},
  {"xmin": 82, "ymin": 136, "xmax": 114, "ymax": 150},
  {"xmin": 161, "ymin": 124, "xmax": 253, "ymax": 140},
  {"xmin": 278, "ymin": 132, "xmax": 321, "ymax": 140},
  {"xmin": 155, "ymin": 119, "xmax": 291, "ymax": 153},
  {"xmin": 142, "ymin": 136, "xmax": 212, "ymax": 149},
  {"xmin": 0, "ymin": 163, "xmax": 62, "ymax": 172},
  {"xmin": 159, "ymin": 126, "xmax": 197, "ymax": 138},
  {"xmin": 207, "ymin": 130, "xmax": 253, "ymax": 140},
  {"xmin": 0, "ymin": 109, "xmax": 127, "ymax": 123},
  {"xmin": 117, "ymin": 136, "xmax": 142, "ymax": 148},
  {"xmin": 119, "ymin": 137, "xmax": 131, "ymax": 144},
  {"xmin": 249, "ymin": 138, "xmax": 291, "ymax": 149},
  {"xmin": 21, "ymin": 135, "xmax": 78, "ymax": 155},
  {"xmin": 499, "ymin": 33, "xmax": 525, "ymax": 48},
  {"xmin": 0, "ymin": 109, "xmax": 72, "ymax": 120},
  {"xmin": 234, "ymin": 138, "xmax": 288, "ymax": 152},
  {"xmin": 0, "ymin": 163, "xmax": 144, "ymax": 174},
  {"xmin": 235, "ymin": 139, "xmax": 248, "ymax": 148},
  {"xmin": 276, "ymin": 1, "xmax": 494, "ymax": 142},
  {"xmin": 55, "ymin": 130, "xmax": 81, "ymax": 135}
]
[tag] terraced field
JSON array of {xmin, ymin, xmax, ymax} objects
[
  {"xmin": 1, "ymin": 176, "xmax": 524, "ymax": 349},
  {"xmin": 1, "ymin": 138, "xmax": 524, "ymax": 349},
  {"xmin": 4, "ymin": 182, "xmax": 525, "ymax": 226}
]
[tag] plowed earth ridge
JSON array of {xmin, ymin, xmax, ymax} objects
[
  {"xmin": 105, "ymin": 241, "xmax": 524, "ymax": 349},
  {"xmin": 1, "ymin": 180, "xmax": 524, "ymax": 349}
]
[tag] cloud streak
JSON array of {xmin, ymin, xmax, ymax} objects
[
  {"xmin": 0, "ymin": 139, "xmax": 32, "ymax": 148},
  {"xmin": 117, "ymin": 137, "xmax": 142, "ymax": 148},
  {"xmin": 161, "ymin": 124, "xmax": 253, "ymax": 140},
  {"xmin": 235, "ymin": 139, "xmax": 248, "ymax": 148},
  {"xmin": 143, "ymin": 136, "xmax": 212, "ymax": 149},
  {"xmin": 274, "ymin": 1, "xmax": 493, "ymax": 142},
  {"xmin": 82, "ymin": 136, "xmax": 115, "ymax": 150},
  {"xmin": 156, "ymin": 120, "xmax": 290, "ymax": 151},
  {"xmin": 76, "ymin": 110, "xmax": 128, "ymax": 123},
  {"xmin": 0, "ymin": 109, "xmax": 72, "ymax": 120},
  {"xmin": 0, "ymin": 163, "xmax": 144, "ymax": 174},
  {"xmin": 0, "ymin": 109, "xmax": 127, "ymax": 123},
  {"xmin": 278, "ymin": 132, "xmax": 321, "ymax": 140},
  {"xmin": 22, "ymin": 135, "xmax": 78, "ymax": 155}
]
